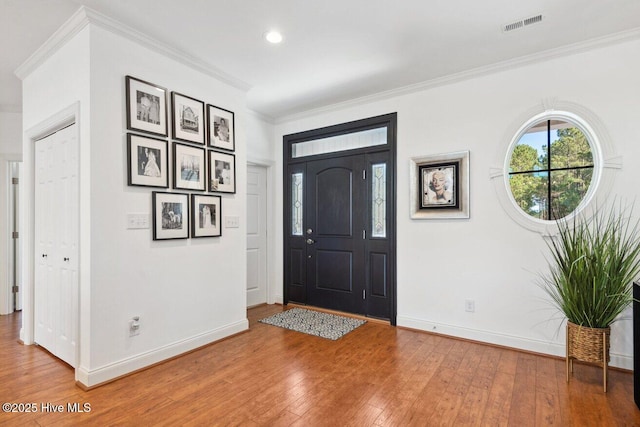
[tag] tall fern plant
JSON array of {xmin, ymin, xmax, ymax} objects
[{"xmin": 542, "ymin": 203, "xmax": 640, "ymax": 328}]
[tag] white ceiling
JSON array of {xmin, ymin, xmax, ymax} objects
[{"xmin": 2, "ymin": 0, "xmax": 640, "ymax": 120}]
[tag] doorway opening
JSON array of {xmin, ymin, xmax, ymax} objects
[
  {"xmin": 283, "ymin": 113, "xmax": 397, "ymax": 324},
  {"xmin": 9, "ymin": 161, "xmax": 22, "ymax": 312},
  {"xmin": 1, "ymin": 160, "xmax": 22, "ymax": 315}
]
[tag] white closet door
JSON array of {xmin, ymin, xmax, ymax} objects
[
  {"xmin": 34, "ymin": 135, "xmax": 56, "ymax": 352},
  {"xmin": 34, "ymin": 124, "xmax": 78, "ymax": 367}
]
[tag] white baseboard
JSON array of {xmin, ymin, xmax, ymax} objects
[
  {"xmin": 76, "ymin": 319, "xmax": 248, "ymax": 388},
  {"xmin": 397, "ymin": 315, "xmax": 633, "ymax": 370}
]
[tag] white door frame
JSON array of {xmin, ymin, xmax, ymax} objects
[
  {"xmin": 21, "ymin": 102, "xmax": 81, "ymax": 366},
  {"xmin": 247, "ymin": 158, "xmax": 276, "ymax": 304}
]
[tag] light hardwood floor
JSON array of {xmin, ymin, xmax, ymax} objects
[{"xmin": 0, "ymin": 304, "xmax": 638, "ymax": 426}]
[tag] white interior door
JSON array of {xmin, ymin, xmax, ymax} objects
[
  {"xmin": 34, "ymin": 124, "xmax": 78, "ymax": 367},
  {"xmin": 246, "ymin": 164, "xmax": 267, "ymax": 307}
]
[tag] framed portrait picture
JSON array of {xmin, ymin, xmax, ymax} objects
[
  {"xmin": 125, "ymin": 76, "xmax": 168, "ymax": 137},
  {"xmin": 191, "ymin": 194, "xmax": 222, "ymax": 238},
  {"xmin": 207, "ymin": 104, "xmax": 235, "ymax": 151},
  {"xmin": 208, "ymin": 151, "xmax": 236, "ymax": 193},
  {"xmin": 152, "ymin": 192, "xmax": 189, "ymax": 240},
  {"xmin": 410, "ymin": 151, "xmax": 469, "ymax": 219},
  {"xmin": 420, "ymin": 163, "xmax": 458, "ymax": 209},
  {"xmin": 171, "ymin": 92, "xmax": 205, "ymax": 144},
  {"xmin": 173, "ymin": 142, "xmax": 206, "ymax": 191},
  {"xmin": 127, "ymin": 133, "xmax": 169, "ymax": 188}
]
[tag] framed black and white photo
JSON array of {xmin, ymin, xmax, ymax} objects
[
  {"xmin": 208, "ymin": 151, "xmax": 236, "ymax": 193},
  {"xmin": 420, "ymin": 163, "xmax": 458, "ymax": 209},
  {"xmin": 127, "ymin": 133, "xmax": 169, "ymax": 188},
  {"xmin": 207, "ymin": 104, "xmax": 235, "ymax": 151},
  {"xmin": 191, "ymin": 194, "xmax": 222, "ymax": 238},
  {"xmin": 125, "ymin": 76, "xmax": 168, "ymax": 137},
  {"xmin": 152, "ymin": 192, "xmax": 189, "ymax": 240},
  {"xmin": 173, "ymin": 142, "xmax": 206, "ymax": 191},
  {"xmin": 171, "ymin": 92, "xmax": 205, "ymax": 144},
  {"xmin": 410, "ymin": 151, "xmax": 469, "ymax": 219}
]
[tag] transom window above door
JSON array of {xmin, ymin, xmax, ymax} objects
[{"xmin": 290, "ymin": 126, "xmax": 387, "ymax": 158}]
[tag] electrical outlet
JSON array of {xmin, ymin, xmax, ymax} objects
[
  {"xmin": 129, "ymin": 316, "xmax": 141, "ymax": 336},
  {"xmin": 465, "ymin": 299, "xmax": 475, "ymax": 313}
]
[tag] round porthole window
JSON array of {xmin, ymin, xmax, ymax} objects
[{"xmin": 506, "ymin": 111, "xmax": 598, "ymax": 222}]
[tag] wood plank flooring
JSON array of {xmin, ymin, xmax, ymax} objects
[{"xmin": 0, "ymin": 304, "xmax": 638, "ymax": 426}]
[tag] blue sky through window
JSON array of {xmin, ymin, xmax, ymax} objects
[{"xmin": 517, "ymin": 128, "xmax": 561, "ymax": 160}]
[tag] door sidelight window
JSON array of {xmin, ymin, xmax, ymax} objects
[{"xmin": 291, "ymin": 172, "xmax": 303, "ymax": 236}]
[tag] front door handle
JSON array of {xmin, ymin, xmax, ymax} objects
[{"xmin": 306, "ymin": 238, "xmax": 315, "ymax": 245}]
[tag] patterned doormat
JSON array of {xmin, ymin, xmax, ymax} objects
[{"xmin": 259, "ymin": 308, "xmax": 366, "ymax": 340}]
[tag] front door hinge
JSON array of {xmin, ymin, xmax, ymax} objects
[
  {"xmin": 11, "ymin": 177, "xmax": 19, "ymax": 185},
  {"xmin": 362, "ymin": 169, "xmax": 366, "ymax": 180},
  {"xmin": 362, "ymin": 230, "xmax": 366, "ymax": 239},
  {"xmin": 12, "ymin": 231, "xmax": 18, "ymax": 239},
  {"xmin": 12, "ymin": 285, "xmax": 19, "ymax": 294},
  {"xmin": 363, "ymin": 289, "xmax": 366, "ymax": 300}
]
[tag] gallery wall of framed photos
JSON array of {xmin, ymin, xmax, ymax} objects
[{"xmin": 125, "ymin": 75, "xmax": 235, "ymax": 240}]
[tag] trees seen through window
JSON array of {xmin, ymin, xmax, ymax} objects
[{"xmin": 508, "ymin": 120, "xmax": 593, "ymax": 220}]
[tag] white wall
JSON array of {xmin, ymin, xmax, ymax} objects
[
  {"xmin": 246, "ymin": 111, "xmax": 275, "ymax": 163},
  {"xmin": 86, "ymin": 25, "xmax": 248, "ymax": 384},
  {"xmin": 21, "ymin": 15, "xmax": 250, "ymax": 386},
  {"xmin": 0, "ymin": 112, "xmax": 22, "ymax": 155},
  {"xmin": 21, "ymin": 25, "xmax": 91, "ymax": 369},
  {"xmin": 274, "ymin": 38, "xmax": 640, "ymax": 369}
]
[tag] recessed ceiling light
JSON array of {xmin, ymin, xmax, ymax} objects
[{"xmin": 265, "ymin": 30, "xmax": 283, "ymax": 44}]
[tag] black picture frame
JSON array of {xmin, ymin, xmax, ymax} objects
[
  {"xmin": 125, "ymin": 76, "xmax": 168, "ymax": 137},
  {"xmin": 127, "ymin": 133, "xmax": 169, "ymax": 188},
  {"xmin": 208, "ymin": 151, "xmax": 236, "ymax": 193},
  {"xmin": 173, "ymin": 142, "xmax": 206, "ymax": 191},
  {"xmin": 152, "ymin": 191, "xmax": 190, "ymax": 240},
  {"xmin": 207, "ymin": 104, "xmax": 235, "ymax": 151},
  {"xmin": 171, "ymin": 92, "xmax": 205, "ymax": 144},
  {"xmin": 191, "ymin": 194, "xmax": 222, "ymax": 238},
  {"xmin": 419, "ymin": 162, "xmax": 459, "ymax": 209}
]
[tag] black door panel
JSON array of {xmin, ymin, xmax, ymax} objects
[{"xmin": 307, "ymin": 156, "xmax": 365, "ymax": 313}]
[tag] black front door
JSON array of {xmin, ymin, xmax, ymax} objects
[
  {"xmin": 284, "ymin": 113, "xmax": 396, "ymax": 323},
  {"xmin": 306, "ymin": 154, "xmax": 366, "ymax": 314}
]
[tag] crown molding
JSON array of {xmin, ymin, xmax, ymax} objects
[
  {"xmin": 244, "ymin": 107, "xmax": 275, "ymax": 125},
  {"xmin": 14, "ymin": 6, "xmax": 251, "ymax": 92},
  {"xmin": 15, "ymin": 7, "xmax": 90, "ymax": 80},
  {"xmin": 275, "ymin": 26, "xmax": 640, "ymax": 124}
]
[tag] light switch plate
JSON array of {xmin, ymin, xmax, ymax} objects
[
  {"xmin": 127, "ymin": 213, "xmax": 150, "ymax": 229},
  {"xmin": 224, "ymin": 215, "xmax": 240, "ymax": 228}
]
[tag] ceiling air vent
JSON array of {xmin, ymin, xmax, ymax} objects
[
  {"xmin": 503, "ymin": 14, "xmax": 543, "ymax": 33},
  {"xmin": 523, "ymin": 14, "xmax": 543, "ymax": 26}
]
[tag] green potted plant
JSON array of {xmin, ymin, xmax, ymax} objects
[{"xmin": 540, "ymin": 203, "xmax": 640, "ymax": 392}]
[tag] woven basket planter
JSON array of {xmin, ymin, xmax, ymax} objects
[{"xmin": 566, "ymin": 321, "xmax": 611, "ymax": 392}]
